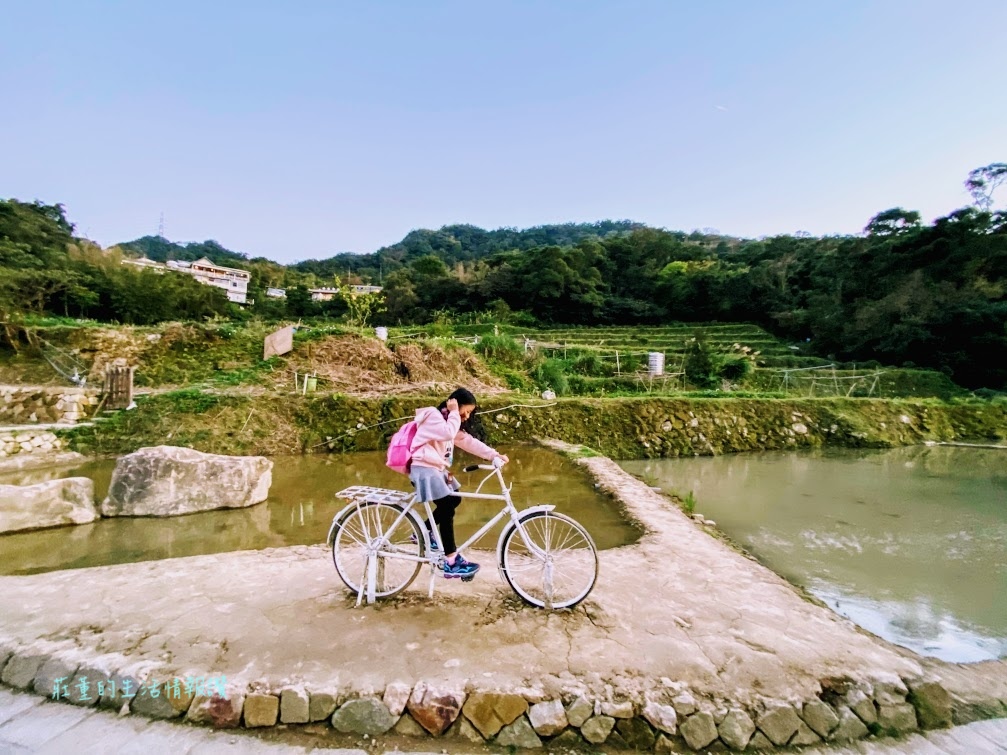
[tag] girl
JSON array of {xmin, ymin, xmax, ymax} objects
[{"xmin": 408, "ymin": 387, "xmax": 508, "ymax": 578}]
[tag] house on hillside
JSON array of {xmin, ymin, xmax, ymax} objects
[
  {"xmin": 308, "ymin": 285, "xmax": 383, "ymax": 301},
  {"xmin": 122, "ymin": 255, "xmax": 251, "ymax": 304}
]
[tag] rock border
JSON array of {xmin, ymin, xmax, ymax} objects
[{"xmin": 0, "ymin": 640, "xmax": 971, "ymax": 751}]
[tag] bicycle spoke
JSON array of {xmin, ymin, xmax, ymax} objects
[
  {"xmin": 501, "ymin": 512, "xmax": 598, "ymax": 609},
  {"xmin": 332, "ymin": 503, "xmax": 424, "ymax": 599}
]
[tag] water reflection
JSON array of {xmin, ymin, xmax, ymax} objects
[
  {"xmin": 620, "ymin": 446, "xmax": 1007, "ymax": 662},
  {"xmin": 0, "ymin": 446, "xmax": 640, "ymax": 576}
]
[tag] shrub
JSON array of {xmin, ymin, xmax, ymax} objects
[
  {"xmin": 532, "ymin": 358, "xmax": 569, "ymax": 395},
  {"xmin": 475, "ymin": 333, "xmax": 525, "ymax": 368}
]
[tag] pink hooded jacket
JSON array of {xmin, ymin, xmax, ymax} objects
[{"xmin": 409, "ymin": 406, "xmax": 497, "ymax": 472}]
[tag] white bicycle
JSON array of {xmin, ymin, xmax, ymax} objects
[{"xmin": 327, "ymin": 459, "xmax": 598, "ymax": 609}]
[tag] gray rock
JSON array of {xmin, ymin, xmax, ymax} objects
[
  {"xmin": 101, "ymin": 446, "xmax": 272, "ymax": 516},
  {"xmin": 331, "ymin": 697, "xmax": 397, "ymax": 735},
  {"xmin": 0, "ymin": 478, "xmax": 96, "ymax": 533},
  {"xmin": 680, "ymin": 711, "xmax": 718, "ymax": 750},
  {"xmin": 673, "ymin": 692, "xmax": 697, "ymax": 717},
  {"xmin": 746, "ymin": 731, "xmax": 774, "ymax": 750},
  {"xmin": 99, "ymin": 670, "xmax": 145, "ymax": 710},
  {"xmin": 580, "ymin": 714, "xmax": 615, "ymax": 744},
  {"xmin": 873, "ymin": 677, "xmax": 909, "ymax": 706},
  {"xmin": 877, "ymin": 702, "xmax": 918, "ymax": 733},
  {"xmin": 447, "ymin": 714, "xmax": 486, "ymax": 743},
  {"xmin": 67, "ymin": 667, "xmax": 104, "ymax": 706},
  {"xmin": 801, "ymin": 700, "xmax": 839, "ymax": 738},
  {"xmin": 550, "ymin": 728, "xmax": 586, "ymax": 748},
  {"xmin": 605, "ymin": 729, "xmax": 629, "ymax": 750},
  {"xmin": 829, "ymin": 706, "xmax": 869, "ymax": 742},
  {"xmin": 643, "ymin": 700, "xmax": 678, "ymax": 734},
  {"xmin": 1, "ymin": 652, "xmax": 46, "ymax": 689},
  {"xmin": 309, "ymin": 690, "xmax": 338, "ymax": 722},
  {"xmin": 757, "ymin": 704, "xmax": 800, "ymax": 746},
  {"xmin": 33, "ymin": 656, "xmax": 79, "ymax": 700},
  {"xmin": 845, "ymin": 690, "xmax": 877, "ymax": 725},
  {"xmin": 280, "ymin": 687, "xmax": 309, "ymax": 724},
  {"xmin": 790, "ymin": 720, "xmax": 821, "ymax": 746},
  {"xmin": 392, "ymin": 712, "xmax": 427, "ymax": 737},
  {"xmin": 528, "ymin": 699, "xmax": 567, "ymax": 736},
  {"xmin": 496, "ymin": 715, "xmax": 542, "ymax": 748},
  {"xmin": 718, "ymin": 708, "xmax": 756, "ymax": 750},
  {"xmin": 655, "ymin": 733, "xmax": 677, "ymax": 752},
  {"xmin": 600, "ymin": 699, "xmax": 635, "ymax": 718},
  {"xmin": 908, "ymin": 681, "xmax": 952, "ymax": 729},
  {"xmin": 616, "ymin": 717, "xmax": 656, "ymax": 749},
  {"xmin": 131, "ymin": 680, "xmax": 187, "ymax": 719},
  {"xmin": 565, "ymin": 696, "xmax": 593, "ymax": 728}
]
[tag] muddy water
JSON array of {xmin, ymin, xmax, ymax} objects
[
  {"xmin": 621, "ymin": 446, "xmax": 1007, "ymax": 663},
  {"xmin": 0, "ymin": 446, "xmax": 640, "ymax": 576}
]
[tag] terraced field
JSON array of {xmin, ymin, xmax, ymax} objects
[{"xmin": 436, "ymin": 322, "xmax": 966, "ymax": 399}]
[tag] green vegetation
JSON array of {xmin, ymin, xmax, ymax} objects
[
  {"xmin": 3, "ymin": 161, "xmax": 1005, "ymax": 389},
  {"xmin": 681, "ymin": 491, "xmax": 697, "ymax": 516}
]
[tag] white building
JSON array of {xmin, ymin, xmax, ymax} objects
[
  {"xmin": 308, "ymin": 285, "xmax": 383, "ymax": 301},
  {"xmin": 122, "ymin": 256, "xmax": 251, "ymax": 304}
]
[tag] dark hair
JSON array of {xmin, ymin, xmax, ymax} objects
[{"xmin": 438, "ymin": 387, "xmax": 478, "ymax": 433}]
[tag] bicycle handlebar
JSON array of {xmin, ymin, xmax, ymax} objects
[{"xmin": 463, "ymin": 458, "xmax": 506, "ymax": 473}]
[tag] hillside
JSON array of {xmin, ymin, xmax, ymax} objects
[{"xmin": 0, "ymin": 321, "xmax": 967, "ymax": 401}]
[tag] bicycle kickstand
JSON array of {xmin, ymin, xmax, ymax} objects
[{"xmin": 428, "ymin": 560, "xmax": 437, "ymax": 599}]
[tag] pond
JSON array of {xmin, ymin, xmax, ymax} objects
[
  {"xmin": 0, "ymin": 446, "xmax": 640, "ymax": 576},
  {"xmin": 620, "ymin": 446, "xmax": 1007, "ymax": 663}
]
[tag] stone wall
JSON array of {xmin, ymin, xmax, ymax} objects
[
  {"xmin": 0, "ymin": 386, "xmax": 100, "ymax": 425},
  {"xmin": 0, "ymin": 643, "xmax": 965, "ymax": 751},
  {"xmin": 0, "ymin": 429, "xmax": 65, "ymax": 459}
]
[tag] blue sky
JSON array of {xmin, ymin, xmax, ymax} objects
[{"xmin": 2, "ymin": 1, "xmax": 1004, "ymax": 263}]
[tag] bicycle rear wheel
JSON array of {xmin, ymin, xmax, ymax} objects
[
  {"xmin": 500, "ymin": 511, "xmax": 598, "ymax": 609},
  {"xmin": 332, "ymin": 502, "xmax": 424, "ymax": 598}
]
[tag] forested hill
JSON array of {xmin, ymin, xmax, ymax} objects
[
  {"xmin": 2, "ymin": 168, "xmax": 1006, "ymax": 389},
  {"xmin": 118, "ymin": 235, "xmax": 250, "ymax": 265},
  {"xmin": 290, "ymin": 220, "xmax": 646, "ymax": 278}
]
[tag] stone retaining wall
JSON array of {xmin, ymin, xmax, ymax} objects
[
  {"xmin": 0, "ymin": 641, "xmax": 969, "ymax": 751},
  {"xmin": 0, "ymin": 386, "xmax": 100, "ymax": 425},
  {"xmin": 0, "ymin": 429, "xmax": 65, "ymax": 458}
]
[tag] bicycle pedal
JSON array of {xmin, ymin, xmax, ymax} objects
[{"xmin": 460, "ymin": 575, "xmax": 475, "ymax": 583}]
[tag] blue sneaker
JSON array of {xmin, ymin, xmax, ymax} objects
[
  {"xmin": 442, "ymin": 555, "xmax": 479, "ymax": 580},
  {"xmin": 410, "ymin": 531, "xmax": 439, "ymax": 551}
]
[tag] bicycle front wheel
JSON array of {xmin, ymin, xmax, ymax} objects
[
  {"xmin": 500, "ymin": 511, "xmax": 598, "ymax": 609},
  {"xmin": 332, "ymin": 502, "xmax": 423, "ymax": 599}
]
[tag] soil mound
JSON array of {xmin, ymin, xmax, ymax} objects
[{"xmin": 285, "ymin": 335, "xmax": 503, "ymax": 396}]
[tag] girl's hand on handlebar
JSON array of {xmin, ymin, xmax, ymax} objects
[{"xmin": 493, "ymin": 454, "xmax": 509, "ymax": 465}]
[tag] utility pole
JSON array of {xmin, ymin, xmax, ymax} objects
[{"xmin": 158, "ymin": 212, "xmax": 165, "ymax": 239}]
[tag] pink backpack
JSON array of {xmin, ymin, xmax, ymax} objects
[{"xmin": 386, "ymin": 420, "xmax": 418, "ymax": 474}]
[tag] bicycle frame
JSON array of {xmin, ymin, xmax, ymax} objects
[{"xmin": 332, "ymin": 462, "xmax": 556, "ymax": 606}]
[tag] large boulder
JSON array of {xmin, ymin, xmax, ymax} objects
[
  {"xmin": 0, "ymin": 478, "xmax": 96, "ymax": 533},
  {"xmin": 100, "ymin": 446, "xmax": 272, "ymax": 517}
]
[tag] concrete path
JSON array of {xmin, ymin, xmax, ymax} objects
[{"xmin": 1, "ymin": 688, "xmax": 1004, "ymax": 754}]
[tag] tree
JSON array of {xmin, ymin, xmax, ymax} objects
[
  {"xmin": 966, "ymin": 163, "xmax": 1007, "ymax": 212},
  {"xmin": 864, "ymin": 208, "xmax": 922, "ymax": 237}
]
